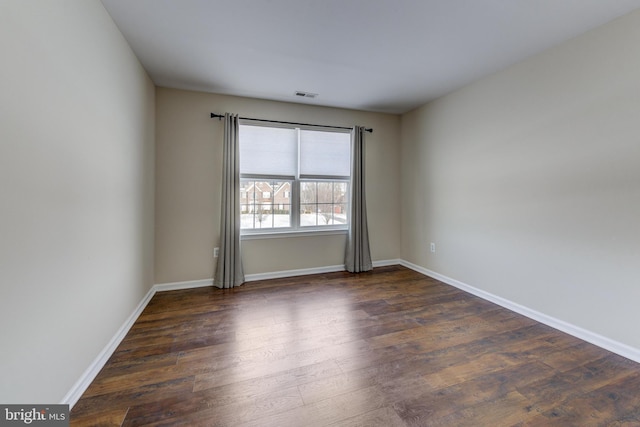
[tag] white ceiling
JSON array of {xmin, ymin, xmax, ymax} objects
[{"xmin": 101, "ymin": 0, "xmax": 640, "ymax": 114}]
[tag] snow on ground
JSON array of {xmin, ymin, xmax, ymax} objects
[{"xmin": 241, "ymin": 213, "xmax": 346, "ymax": 229}]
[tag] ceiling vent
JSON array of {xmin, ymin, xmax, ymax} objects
[{"xmin": 295, "ymin": 91, "xmax": 318, "ymax": 98}]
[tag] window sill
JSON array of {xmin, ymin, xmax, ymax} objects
[{"xmin": 241, "ymin": 228, "xmax": 348, "ymax": 240}]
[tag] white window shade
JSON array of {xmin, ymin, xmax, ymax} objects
[
  {"xmin": 300, "ymin": 130, "xmax": 351, "ymax": 178},
  {"xmin": 239, "ymin": 125, "xmax": 297, "ymax": 176}
]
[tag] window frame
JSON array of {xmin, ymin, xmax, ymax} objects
[{"xmin": 239, "ymin": 122, "xmax": 351, "ymax": 237}]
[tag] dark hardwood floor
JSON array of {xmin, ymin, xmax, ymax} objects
[{"xmin": 71, "ymin": 265, "xmax": 640, "ymax": 426}]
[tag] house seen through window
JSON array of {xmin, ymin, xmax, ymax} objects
[{"xmin": 239, "ymin": 124, "xmax": 351, "ymax": 232}]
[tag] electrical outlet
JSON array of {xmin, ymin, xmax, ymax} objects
[
  {"xmin": 214, "ymin": 247, "xmax": 219, "ymax": 258},
  {"xmin": 430, "ymin": 242, "xmax": 436, "ymax": 253}
]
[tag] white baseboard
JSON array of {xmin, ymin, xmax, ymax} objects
[
  {"xmin": 62, "ymin": 286, "xmax": 156, "ymax": 408},
  {"xmin": 154, "ymin": 278, "xmax": 213, "ymax": 292},
  {"xmin": 64, "ymin": 260, "xmax": 398, "ymax": 407},
  {"xmin": 373, "ymin": 259, "xmax": 403, "ymax": 268},
  {"xmin": 244, "ymin": 259, "xmax": 401, "ymax": 282},
  {"xmin": 245, "ymin": 264, "xmax": 345, "ymax": 282},
  {"xmin": 65, "ymin": 257, "xmax": 640, "ymax": 409},
  {"xmin": 62, "ymin": 278, "xmax": 214, "ymax": 408},
  {"xmin": 400, "ymin": 260, "xmax": 640, "ymax": 364}
]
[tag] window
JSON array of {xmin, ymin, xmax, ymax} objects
[
  {"xmin": 239, "ymin": 124, "xmax": 351, "ymax": 233},
  {"xmin": 300, "ymin": 181, "xmax": 347, "ymax": 226},
  {"xmin": 240, "ymin": 179, "xmax": 291, "ymax": 229}
]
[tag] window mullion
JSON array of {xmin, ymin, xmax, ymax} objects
[
  {"xmin": 293, "ymin": 128, "xmax": 301, "ymax": 229},
  {"xmin": 333, "ymin": 182, "xmax": 336, "ymax": 226}
]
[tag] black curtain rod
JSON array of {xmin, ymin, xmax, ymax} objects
[{"xmin": 210, "ymin": 113, "xmax": 373, "ymax": 133}]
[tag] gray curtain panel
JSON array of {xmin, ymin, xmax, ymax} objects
[
  {"xmin": 345, "ymin": 126, "xmax": 373, "ymax": 273},
  {"xmin": 214, "ymin": 113, "xmax": 245, "ymax": 288}
]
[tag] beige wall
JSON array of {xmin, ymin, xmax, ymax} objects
[
  {"xmin": 0, "ymin": 1, "xmax": 155, "ymax": 403},
  {"xmin": 401, "ymin": 10, "xmax": 640, "ymax": 348},
  {"xmin": 155, "ymin": 88, "xmax": 400, "ymax": 283}
]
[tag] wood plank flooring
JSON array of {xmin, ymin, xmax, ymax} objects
[{"xmin": 70, "ymin": 265, "xmax": 640, "ymax": 426}]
